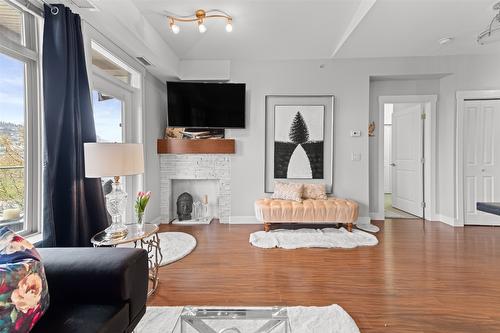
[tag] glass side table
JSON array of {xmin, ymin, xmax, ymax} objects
[
  {"xmin": 177, "ymin": 307, "xmax": 289, "ymax": 333},
  {"xmin": 91, "ymin": 224, "xmax": 163, "ymax": 297}
]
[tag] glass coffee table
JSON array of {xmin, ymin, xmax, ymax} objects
[
  {"xmin": 91, "ymin": 224, "xmax": 163, "ymax": 296},
  {"xmin": 176, "ymin": 307, "xmax": 289, "ymax": 333}
]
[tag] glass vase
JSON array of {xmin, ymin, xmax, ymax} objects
[{"xmin": 136, "ymin": 211, "xmax": 145, "ymax": 233}]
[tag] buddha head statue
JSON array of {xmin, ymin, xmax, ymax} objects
[{"xmin": 176, "ymin": 192, "xmax": 193, "ymax": 221}]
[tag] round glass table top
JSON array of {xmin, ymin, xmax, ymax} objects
[{"xmin": 91, "ymin": 224, "xmax": 159, "ymax": 246}]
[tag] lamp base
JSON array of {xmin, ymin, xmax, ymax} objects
[{"xmin": 104, "ymin": 223, "xmax": 128, "ymax": 240}]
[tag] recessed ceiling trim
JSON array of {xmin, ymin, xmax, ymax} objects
[{"xmin": 330, "ymin": 0, "xmax": 377, "ymax": 58}]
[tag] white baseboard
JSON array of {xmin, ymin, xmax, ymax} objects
[
  {"xmin": 356, "ymin": 216, "xmax": 372, "ymax": 225},
  {"xmin": 435, "ymin": 214, "xmax": 461, "ymax": 227},
  {"xmin": 369, "ymin": 212, "xmax": 384, "ymax": 220},
  {"xmin": 228, "ymin": 216, "xmax": 262, "ymax": 224}
]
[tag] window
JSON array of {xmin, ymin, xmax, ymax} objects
[
  {"xmin": 0, "ymin": 0, "xmax": 40, "ymax": 235},
  {"xmin": 0, "ymin": 53, "xmax": 25, "ymax": 231},
  {"xmin": 89, "ymin": 40, "xmax": 141, "ymax": 223},
  {"xmin": 0, "ymin": 0, "xmax": 24, "ymax": 45},
  {"xmin": 92, "ymin": 90, "xmax": 123, "ymax": 143},
  {"xmin": 91, "ymin": 48, "xmax": 131, "ymax": 85}
]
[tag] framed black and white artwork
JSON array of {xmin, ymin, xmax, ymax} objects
[{"xmin": 265, "ymin": 95, "xmax": 334, "ymax": 193}]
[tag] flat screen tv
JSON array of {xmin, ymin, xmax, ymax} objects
[{"xmin": 167, "ymin": 81, "xmax": 246, "ymax": 128}]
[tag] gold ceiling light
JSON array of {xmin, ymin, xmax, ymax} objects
[
  {"xmin": 168, "ymin": 9, "xmax": 233, "ymax": 34},
  {"xmin": 478, "ymin": 2, "xmax": 500, "ymax": 45}
]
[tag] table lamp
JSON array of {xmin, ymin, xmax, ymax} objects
[{"xmin": 84, "ymin": 143, "xmax": 144, "ymax": 239}]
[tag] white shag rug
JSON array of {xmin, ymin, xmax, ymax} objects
[
  {"xmin": 119, "ymin": 232, "xmax": 196, "ymax": 266},
  {"xmin": 136, "ymin": 305, "xmax": 360, "ymax": 333},
  {"xmin": 249, "ymin": 227, "xmax": 378, "ymax": 249},
  {"xmin": 357, "ymin": 223, "xmax": 380, "ymax": 233}
]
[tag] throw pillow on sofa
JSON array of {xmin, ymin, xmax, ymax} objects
[
  {"xmin": 303, "ymin": 183, "xmax": 327, "ymax": 200},
  {"xmin": 272, "ymin": 182, "xmax": 303, "ymax": 202},
  {"xmin": 0, "ymin": 227, "xmax": 49, "ymax": 332}
]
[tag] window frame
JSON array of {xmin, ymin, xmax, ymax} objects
[
  {"xmin": 0, "ymin": 0, "xmax": 42, "ymax": 237},
  {"xmin": 83, "ymin": 28, "xmax": 144, "ymax": 224}
]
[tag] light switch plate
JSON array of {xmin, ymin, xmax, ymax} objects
[
  {"xmin": 351, "ymin": 152, "xmax": 361, "ymax": 161},
  {"xmin": 350, "ymin": 130, "xmax": 361, "ymax": 137}
]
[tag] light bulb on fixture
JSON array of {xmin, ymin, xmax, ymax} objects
[
  {"xmin": 169, "ymin": 18, "xmax": 180, "ymax": 34},
  {"xmin": 225, "ymin": 18, "xmax": 233, "ymax": 32},
  {"xmin": 171, "ymin": 23, "xmax": 180, "ymax": 34},
  {"xmin": 198, "ymin": 21, "xmax": 207, "ymax": 33}
]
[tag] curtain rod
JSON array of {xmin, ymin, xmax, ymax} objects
[
  {"xmin": 10, "ymin": 0, "xmax": 58, "ymax": 17},
  {"xmin": 39, "ymin": 0, "xmax": 59, "ymax": 15}
]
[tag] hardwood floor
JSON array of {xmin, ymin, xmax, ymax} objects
[{"xmin": 148, "ymin": 219, "xmax": 500, "ymax": 332}]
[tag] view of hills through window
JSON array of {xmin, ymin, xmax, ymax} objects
[{"xmin": 0, "ymin": 52, "xmax": 25, "ymax": 224}]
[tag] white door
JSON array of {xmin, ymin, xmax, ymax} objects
[
  {"xmin": 384, "ymin": 125, "xmax": 392, "ymax": 193},
  {"xmin": 463, "ymin": 100, "xmax": 500, "ymax": 225},
  {"xmin": 391, "ymin": 103, "xmax": 423, "ymax": 217}
]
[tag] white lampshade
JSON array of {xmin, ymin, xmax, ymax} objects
[{"xmin": 84, "ymin": 143, "xmax": 144, "ymax": 178}]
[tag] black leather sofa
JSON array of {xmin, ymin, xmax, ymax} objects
[{"xmin": 31, "ymin": 247, "xmax": 149, "ymax": 333}]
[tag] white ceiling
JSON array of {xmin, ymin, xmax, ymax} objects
[
  {"xmin": 131, "ymin": 0, "xmax": 364, "ymax": 60},
  {"xmin": 128, "ymin": 0, "xmax": 500, "ymax": 61},
  {"xmin": 336, "ymin": 0, "xmax": 500, "ymax": 58}
]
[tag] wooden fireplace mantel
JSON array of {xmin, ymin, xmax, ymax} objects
[{"xmin": 157, "ymin": 138, "xmax": 236, "ymax": 154}]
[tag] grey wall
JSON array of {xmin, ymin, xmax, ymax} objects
[
  {"xmin": 145, "ymin": 54, "xmax": 500, "ymax": 224},
  {"xmin": 368, "ymin": 78, "xmax": 441, "ymax": 218},
  {"xmin": 143, "ymin": 72, "xmax": 167, "ymax": 222},
  {"xmin": 221, "ymin": 55, "xmax": 500, "ymax": 222},
  {"xmin": 227, "ymin": 59, "xmax": 372, "ymax": 219}
]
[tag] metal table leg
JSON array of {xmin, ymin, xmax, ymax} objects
[{"xmin": 139, "ymin": 232, "xmax": 163, "ymax": 297}]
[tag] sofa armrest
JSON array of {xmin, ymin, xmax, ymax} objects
[{"xmin": 38, "ymin": 247, "xmax": 148, "ymax": 321}]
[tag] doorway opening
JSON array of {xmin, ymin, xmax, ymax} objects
[
  {"xmin": 378, "ymin": 95, "xmax": 437, "ymax": 221},
  {"xmin": 383, "ymin": 103, "xmax": 422, "ymax": 219}
]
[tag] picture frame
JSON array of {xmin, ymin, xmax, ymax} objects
[{"xmin": 265, "ymin": 95, "xmax": 335, "ymax": 193}]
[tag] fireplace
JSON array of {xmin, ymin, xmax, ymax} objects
[{"xmin": 160, "ymin": 154, "xmax": 231, "ymax": 223}]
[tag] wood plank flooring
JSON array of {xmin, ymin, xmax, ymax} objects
[{"xmin": 148, "ymin": 219, "xmax": 500, "ymax": 332}]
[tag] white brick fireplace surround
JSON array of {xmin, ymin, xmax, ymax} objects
[{"xmin": 160, "ymin": 154, "xmax": 231, "ymax": 223}]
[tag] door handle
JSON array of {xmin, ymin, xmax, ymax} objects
[{"xmin": 390, "ymin": 163, "xmax": 396, "ymax": 167}]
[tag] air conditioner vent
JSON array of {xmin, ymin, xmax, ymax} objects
[{"xmin": 136, "ymin": 56, "xmax": 152, "ymax": 66}]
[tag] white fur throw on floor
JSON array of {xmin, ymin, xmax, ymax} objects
[
  {"xmin": 136, "ymin": 305, "xmax": 360, "ymax": 333},
  {"xmin": 119, "ymin": 232, "xmax": 196, "ymax": 266},
  {"xmin": 249, "ymin": 227, "xmax": 378, "ymax": 249}
]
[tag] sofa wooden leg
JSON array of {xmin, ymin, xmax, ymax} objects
[
  {"xmin": 264, "ymin": 223, "xmax": 271, "ymax": 232},
  {"xmin": 347, "ymin": 223, "xmax": 353, "ymax": 232}
]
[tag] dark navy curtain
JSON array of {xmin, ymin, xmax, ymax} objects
[{"xmin": 42, "ymin": 4, "xmax": 108, "ymax": 247}]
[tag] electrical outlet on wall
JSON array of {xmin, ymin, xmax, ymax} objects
[{"xmin": 350, "ymin": 130, "xmax": 361, "ymax": 137}]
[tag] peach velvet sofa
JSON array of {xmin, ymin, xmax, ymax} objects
[{"xmin": 255, "ymin": 197, "xmax": 359, "ymax": 232}]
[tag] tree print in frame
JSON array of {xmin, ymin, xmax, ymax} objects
[
  {"xmin": 274, "ymin": 105, "xmax": 324, "ymax": 179},
  {"xmin": 265, "ymin": 95, "xmax": 334, "ymax": 193}
]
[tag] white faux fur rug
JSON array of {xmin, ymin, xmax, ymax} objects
[
  {"xmin": 136, "ymin": 305, "xmax": 360, "ymax": 333},
  {"xmin": 119, "ymin": 232, "xmax": 196, "ymax": 266},
  {"xmin": 249, "ymin": 227, "xmax": 378, "ymax": 249}
]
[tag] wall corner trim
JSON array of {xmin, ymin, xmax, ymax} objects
[{"xmin": 436, "ymin": 214, "xmax": 461, "ymax": 227}]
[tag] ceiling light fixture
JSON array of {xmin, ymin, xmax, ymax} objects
[
  {"xmin": 438, "ymin": 37, "xmax": 454, "ymax": 45},
  {"xmin": 478, "ymin": 2, "xmax": 500, "ymax": 45},
  {"xmin": 167, "ymin": 9, "xmax": 233, "ymax": 34}
]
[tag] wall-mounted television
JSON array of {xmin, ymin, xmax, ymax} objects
[{"xmin": 167, "ymin": 81, "xmax": 246, "ymax": 128}]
